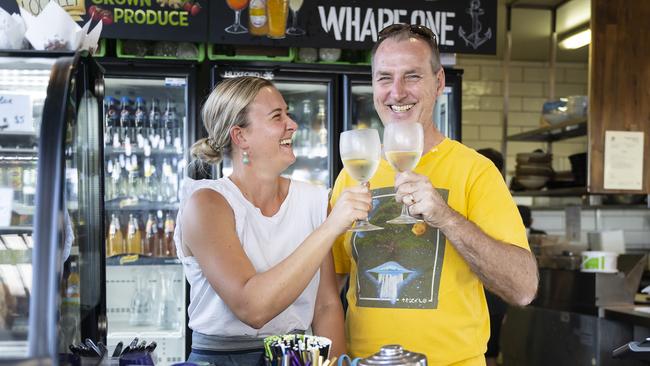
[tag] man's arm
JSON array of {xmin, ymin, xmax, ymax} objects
[
  {"xmin": 394, "ymin": 171, "xmax": 538, "ymax": 306},
  {"xmin": 437, "ymin": 210, "xmax": 538, "ymax": 306}
]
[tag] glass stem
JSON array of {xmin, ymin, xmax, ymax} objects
[
  {"xmin": 234, "ymin": 10, "xmax": 241, "ymax": 26},
  {"xmin": 400, "ymin": 203, "xmax": 410, "ymax": 218},
  {"xmin": 292, "ymin": 10, "xmax": 299, "ymax": 28}
]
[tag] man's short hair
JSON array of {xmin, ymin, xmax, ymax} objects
[{"xmin": 371, "ymin": 23, "xmax": 442, "ymax": 73}]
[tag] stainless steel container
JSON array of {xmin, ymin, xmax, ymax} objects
[{"xmin": 357, "ymin": 345, "xmax": 427, "ymax": 366}]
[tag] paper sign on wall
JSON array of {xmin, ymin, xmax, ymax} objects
[
  {"xmin": 0, "ymin": 188, "xmax": 13, "ymax": 227},
  {"xmin": 0, "ymin": 93, "xmax": 33, "ymax": 132},
  {"xmin": 604, "ymin": 130, "xmax": 645, "ymax": 190}
]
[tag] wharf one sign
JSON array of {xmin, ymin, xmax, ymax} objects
[{"xmin": 209, "ymin": 0, "xmax": 497, "ymax": 54}]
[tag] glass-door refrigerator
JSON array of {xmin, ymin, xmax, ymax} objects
[
  {"xmin": 98, "ymin": 60, "xmax": 197, "ymax": 365},
  {"xmin": 0, "ymin": 51, "xmax": 104, "ymax": 364},
  {"xmin": 343, "ymin": 68, "xmax": 463, "ymax": 141},
  {"xmin": 211, "ymin": 62, "xmax": 341, "ymax": 188}
]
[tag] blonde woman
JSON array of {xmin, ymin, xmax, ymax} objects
[{"xmin": 175, "ymin": 77, "xmax": 370, "ymax": 365}]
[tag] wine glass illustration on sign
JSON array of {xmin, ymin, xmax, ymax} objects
[
  {"xmin": 383, "ymin": 121, "xmax": 424, "ymax": 224},
  {"xmin": 286, "ymin": 0, "xmax": 305, "ymax": 35},
  {"xmin": 225, "ymin": 0, "xmax": 249, "ymax": 34},
  {"xmin": 340, "ymin": 129, "xmax": 383, "ymax": 232}
]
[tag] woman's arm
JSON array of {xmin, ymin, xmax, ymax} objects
[
  {"xmin": 311, "ymin": 253, "xmax": 346, "ymax": 358},
  {"xmin": 182, "ymin": 186, "xmax": 369, "ymax": 329}
]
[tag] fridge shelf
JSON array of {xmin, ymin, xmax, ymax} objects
[
  {"xmin": 104, "ymin": 146, "xmax": 183, "ymax": 156},
  {"xmin": 0, "ymin": 226, "xmax": 32, "ymax": 233},
  {"xmin": 105, "ymin": 200, "xmax": 178, "ymax": 212},
  {"xmin": 208, "ymin": 44, "xmax": 295, "ymax": 62},
  {"xmin": 117, "ymin": 40, "xmax": 205, "ymax": 62},
  {"xmin": 0, "ymin": 147, "xmax": 38, "ymax": 155},
  {"xmin": 107, "ymin": 329, "xmax": 183, "ymax": 339},
  {"xmin": 0, "ymin": 131, "xmax": 38, "ymax": 146},
  {"xmin": 106, "ymin": 254, "xmax": 180, "ymax": 266}
]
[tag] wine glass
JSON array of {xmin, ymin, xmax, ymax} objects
[
  {"xmin": 286, "ymin": 0, "xmax": 305, "ymax": 35},
  {"xmin": 225, "ymin": 0, "xmax": 249, "ymax": 34},
  {"xmin": 340, "ymin": 129, "xmax": 383, "ymax": 232},
  {"xmin": 383, "ymin": 122, "xmax": 424, "ymax": 224}
]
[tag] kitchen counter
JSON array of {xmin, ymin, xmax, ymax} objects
[{"xmin": 603, "ymin": 305, "xmax": 650, "ymax": 328}]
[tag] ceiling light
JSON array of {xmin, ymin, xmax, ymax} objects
[{"xmin": 559, "ymin": 28, "xmax": 591, "ymax": 50}]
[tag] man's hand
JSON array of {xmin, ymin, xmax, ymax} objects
[{"xmin": 394, "ymin": 171, "xmax": 454, "ymax": 228}]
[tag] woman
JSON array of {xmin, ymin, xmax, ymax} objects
[{"xmin": 175, "ymin": 76, "xmax": 371, "ymax": 365}]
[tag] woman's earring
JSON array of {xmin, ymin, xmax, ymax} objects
[{"xmin": 242, "ymin": 151, "xmax": 250, "ymax": 165}]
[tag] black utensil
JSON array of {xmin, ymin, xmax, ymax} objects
[
  {"xmin": 85, "ymin": 338, "xmax": 102, "ymax": 357},
  {"xmin": 145, "ymin": 341, "xmax": 157, "ymax": 353},
  {"xmin": 112, "ymin": 342, "xmax": 123, "ymax": 357}
]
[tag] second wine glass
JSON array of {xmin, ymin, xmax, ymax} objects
[
  {"xmin": 383, "ymin": 121, "xmax": 424, "ymax": 224},
  {"xmin": 340, "ymin": 129, "xmax": 383, "ymax": 232}
]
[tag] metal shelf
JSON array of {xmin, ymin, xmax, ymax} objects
[
  {"xmin": 0, "ymin": 226, "xmax": 33, "ymax": 233},
  {"xmin": 106, "ymin": 255, "xmax": 180, "ymax": 266},
  {"xmin": 105, "ymin": 199, "xmax": 178, "ymax": 211},
  {"xmin": 507, "ymin": 118, "xmax": 587, "ymax": 142},
  {"xmin": 512, "ymin": 187, "xmax": 588, "ymax": 197},
  {"xmin": 104, "ymin": 146, "xmax": 183, "ymax": 156}
]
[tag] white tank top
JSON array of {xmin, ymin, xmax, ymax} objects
[{"xmin": 174, "ymin": 177, "xmax": 328, "ymax": 337}]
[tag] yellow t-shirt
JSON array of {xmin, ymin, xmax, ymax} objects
[{"xmin": 330, "ymin": 138, "xmax": 529, "ymax": 366}]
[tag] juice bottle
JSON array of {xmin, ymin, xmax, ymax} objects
[
  {"xmin": 249, "ymin": 0, "xmax": 268, "ymax": 36},
  {"xmin": 143, "ymin": 213, "xmax": 158, "ymax": 257},
  {"xmin": 164, "ymin": 212, "xmax": 176, "ymax": 257},
  {"xmin": 126, "ymin": 214, "xmax": 142, "ymax": 254},
  {"xmin": 107, "ymin": 214, "xmax": 124, "ymax": 256}
]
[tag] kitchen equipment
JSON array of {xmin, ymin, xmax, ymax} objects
[
  {"xmin": 581, "ymin": 251, "xmax": 618, "ymax": 273},
  {"xmin": 338, "ymin": 345, "xmax": 427, "ymax": 366},
  {"xmin": 541, "ymin": 99, "xmax": 570, "ymax": 125},
  {"xmin": 566, "ymin": 95, "xmax": 588, "ymax": 118}
]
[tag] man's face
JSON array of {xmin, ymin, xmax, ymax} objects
[{"xmin": 372, "ymin": 37, "xmax": 445, "ymax": 130}]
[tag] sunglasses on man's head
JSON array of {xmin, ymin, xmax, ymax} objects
[{"xmin": 378, "ymin": 23, "xmax": 438, "ymax": 45}]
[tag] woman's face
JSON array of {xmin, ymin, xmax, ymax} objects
[{"xmin": 242, "ymin": 86, "xmax": 298, "ymax": 171}]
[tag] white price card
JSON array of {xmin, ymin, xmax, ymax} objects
[
  {"xmin": 0, "ymin": 93, "xmax": 33, "ymax": 132},
  {"xmin": 0, "ymin": 188, "xmax": 13, "ymax": 227},
  {"xmin": 604, "ymin": 130, "xmax": 645, "ymax": 190}
]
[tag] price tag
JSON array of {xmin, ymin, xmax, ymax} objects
[
  {"xmin": 0, "ymin": 188, "xmax": 13, "ymax": 227},
  {"xmin": 0, "ymin": 94, "xmax": 33, "ymax": 132}
]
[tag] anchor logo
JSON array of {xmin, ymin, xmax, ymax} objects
[{"xmin": 459, "ymin": 0, "xmax": 493, "ymax": 50}]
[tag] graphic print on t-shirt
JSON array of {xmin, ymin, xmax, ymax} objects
[{"xmin": 352, "ymin": 187, "xmax": 447, "ymax": 309}]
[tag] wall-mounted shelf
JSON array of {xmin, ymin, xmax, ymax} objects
[
  {"xmin": 507, "ymin": 118, "xmax": 587, "ymax": 142},
  {"xmin": 512, "ymin": 187, "xmax": 588, "ymax": 197}
]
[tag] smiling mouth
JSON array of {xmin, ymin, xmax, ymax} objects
[
  {"xmin": 390, "ymin": 104, "xmax": 415, "ymax": 112},
  {"xmin": 280, "ymin": 138, "xmax": 292, "ymax": 147}
]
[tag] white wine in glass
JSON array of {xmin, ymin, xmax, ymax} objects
[
  {"xmin": 286, "ymin": 0, "xmax": 305, "ymax": 35},
  {"xmin": 384, "ymin": 122, "xmax": 424, "ymax": 224},
  {"xmin": 340, "ymin": 129, "xmax": 383, "ymax": 232}
]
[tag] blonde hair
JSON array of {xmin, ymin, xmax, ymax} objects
[{"xmin": 191, "ymin": 76, "xmax": 273, "ymax": 164}]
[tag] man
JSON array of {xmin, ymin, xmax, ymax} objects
[
  {"xmin": 517, "ymin": 205, "xmax": 547, "ymax": 236},
  {"xmin": 330, "ymin": 24, "xmax": 538, "ymax": 365}
]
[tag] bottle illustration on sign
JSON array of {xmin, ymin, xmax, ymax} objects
[
  {"xmin": 248, "ymin": 0, "xmax": 268, "ymax": 36},
  {"xmin": 286, "ymin": 0, "xmax": 305, "ymax": 35},
  {"xmin": 225, "ymin": 0, "xmax": 250, "ymax": 34}
]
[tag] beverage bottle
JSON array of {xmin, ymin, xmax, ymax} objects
[
  {"xmin": 163, "ymin": 212, "xmax": 176, "ymax": 257},
  {"xmin": 143, "ymin": 213, "xmax": 158, "ymax": 256},
  {"xmin": 249, "ymin": 0, "xmax": 268, "ymax": 35},
  {"xmin": 105, "ymin": 96, "xmax": 120, "ymax": 147},
  {"xmin": 126, "ymin": 214, "xmax": 142, "ymax": 254},
  {"xmin": 61, "ymin": 260, "xmax": 81, "ymax": 346},
  {"xmin": 119, "ymin": 96, "xmax": 133, "ymax": 146},
  {"xmin": 134, "ymin": 97, "xmax": 147, "ymax": 147},
  {"xmin": 107, "ymin": 214, "xmax": 124, "ymax": 256},
  {"xmin": 162, "ymin": 99, "xmax": 178, "ymax": 147},
  {"xmin": 149, "ymin": 98, "xmax": 162, "ymax": 143}
]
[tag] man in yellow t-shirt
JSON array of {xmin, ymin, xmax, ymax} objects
[{"xmin": 331, "ymin": 24, "xmax": 539, "ymax": 365}]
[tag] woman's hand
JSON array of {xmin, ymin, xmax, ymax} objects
[
  {"xmin": 394, "ymin": 171, "xmax": 455, "ymax": 228},
  {"xmin": 324, "ymin": 185, "xmax": 372, "ymax": 235}
]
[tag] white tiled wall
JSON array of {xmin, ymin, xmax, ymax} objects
[
  {"xmin": 455, "ymin": 57, "xmax": 589, "ymax": 177},
  {"xmin": 531, "ymin": 209, "xmax": 650, "ymax": 251}
]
